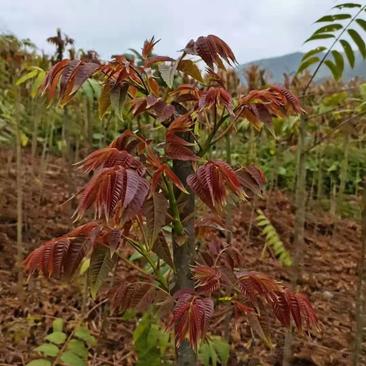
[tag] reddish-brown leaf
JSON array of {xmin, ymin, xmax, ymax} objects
[
  {"xmin": 109, "ymin": 130, "xmax": 147, "ymax": 154},
  {"xmin": 236, "ymin": 271, "xmax": 281, "ymax": 303},
  {"xmin": 24, "ymin": 223, "xmax": 100, "ymax": 279},
  {"xmin": 187, "ymin": 160, "xmax": 242, "ymax": 210},
  {"xmin": 198, "ymin": 87, "xmax": 233, "ymax": 115},
  {"xmin": 192, "ymin": 265, "xmax": 221, "ymax": 293},
  {"xmin": 109, "ymin": 278, "xmax": 162, "ymax": 313},
  {"xmin": 152, "ymin": 232, "xmax": 174, "ymax": 269},
  {"xmin": 145, "ymin": 55, "xmax": 175, "ymax": 68},
  {"xmin": 76, "ymin": 147, "xmax": 145, "ymax": 175},
  {"xmin": 236, "ymin": 165, "xmax": 266, "ymax": 197},
  {"xmin": 143, "ymin": 192, "xmax": 169, "ymax": 247},
  {"xmin": 184, "ymin": 35, "xmax": 237, "ymax": 69},
  {"xmin": 74, "ymin": 166, "xmax": 149, "ymax": 222},
  {"xmin": 165, "ymin": 133, "xmax": 198, "ymax": 161},
  {"xmin": 170, "ymin": 290, "xmax": 214, "ymax": 349},
  {"xmin": 235, "ymin": 86, "xmax": 303, "ymax": 126},
  {"xmin": 282, "ymin": 290, "xmax": 318, "ymax": 331}
]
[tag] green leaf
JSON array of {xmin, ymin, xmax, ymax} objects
[
  {"xmin": 314, "ymin": 24, "xmax": 343, "ymax": 34},
  {"xmin": 158, "ymin": 330, "xmax": 170, "ymax": 355},
  {"xmin": 198, "ymin": 343, "xmax": 211, "ymax": 366},
  {"xmin": 31, "ymin": 70, "xmax": 46, "ymax": 98},
  {"xmin": 16, "ymin": 69, "xmax": 39, "ymax": 85},
  {"xmin": 98, "ymin": 83, "xmax": 111, "ymax": 119},
  {"xmin": 305, "ymin": 33, "xmax": 335, "ymax": 43},
  {"xmin": 177, "ymin": 59, "xmax": 203, "ymax": 82},
  {"xmin": 198, "ymin": 341, "xmax": 219, "ymax": 366},
  {"xmin": 316, "ymin": 14, "xmax": 352, "ymax": 22},
  {"xmin": 334, "ymin": 2, "xmax": 362, "ymax": 9},
  {"xmin": 110, "ymin": 83, "xmax": 129, "ymax": 118},
  {"xmin": 331, "ymin": 50, "xmax": 345, "ymax": 79},
  {"xmin": 79, "ymin": 257, "xmax": 90, "ymax": 275},
  {"xmin": 45, "ymin": 331, "xmax": 67, "ymax": 345},
  {"xmin": 67, "ymin": 339, "xmax": 88, "ymax": 359},
  {"xmin": 158, "ymin": 62, "xmax": 177, "ymax": 88},
  {"xmin": 34, "ymin": 343, "xmax": 59, "ymax": 357},
  {"xmin": 60, "ymin": 351, "xmax": 85, "ymax": 366},
  {"xmin": 20, "ymin": 131, "xmax": 29, "ymax": 147},
  {"xmin": 356, "ymin": 18, "xmax": 366, "ymax": 32},
  {"xmin": 297, "ymin": 56, "xmax": 320, "ymax": 74},
  {"xmin": 301, "ymin": 47, "xmax": 326, "ymax": 62},
  {"xmin": 74, "ymin": 326, "xmax": 96, "ymax": 347},
  {"xmin": 52, "ymin": 318, "xmax": 64, "ymax": 332},
  {"xmin": 211, "ymin": 337, "xmax": 230, "ymax": 365},
  {"xmin": 340, "ymin": 39, "xmax": 355, "ymax": 67},
  {"xmin": 325, "ymin": 59, "xmax": 340, "ymax": 80},
  {"xmin": 348, "ymin": 28, "xmax": 366, "ymax": 58},
  {"xmin": 87, "ymin": 245, "xmax": 116, "ymax": 299},
  {"xmin": 26, "ymin": 359, "xmax": 51, "ymax": 366}
]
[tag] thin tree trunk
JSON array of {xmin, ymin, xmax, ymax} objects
[
  {"xmin": 352, "ymin": 177, "xmax": 366, "ymax": 366},
  {"xmin": 15, "ymin": 95, "xmax": 24, "ymax": 300},
  {"xmin": 172, "ymin": 132, "xmax": 196, "ymax": 365},
  {"xmin": 283, "ymin": 115, "xmax": 307, "ymax": 366},
  {"xmin": 337, "ymin": 132, "xmax": 350, "ymax": 216},
  {"xmin": 225, "ymin": 134, "xmax": 233, "ymax": 244}
]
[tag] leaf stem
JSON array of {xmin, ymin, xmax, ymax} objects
[{"xmin": 304, "ymin": 5, "xmax": 366, "ymax": 94}]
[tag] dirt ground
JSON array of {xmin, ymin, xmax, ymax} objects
[{"xmin": 0, "ymin": 149, "xmax": 363, "ymax": 365}]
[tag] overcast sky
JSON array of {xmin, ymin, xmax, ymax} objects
[{"xmin": 0, "ymin": 0, "xmax": 336, "ymax": 63}]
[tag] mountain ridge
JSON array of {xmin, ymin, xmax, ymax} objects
[{"xmin": 237, "ymin": 51, "xmax": 366, "ymax": 84}]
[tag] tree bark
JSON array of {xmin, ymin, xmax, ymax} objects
[
  {"xmin": 172, "ymin": 154, "xmax": 196, "ymax": 365},
  {"xmin": 352, "ymin": 177, "xmax": 366, "ymax": 366},
  {"xmin": 283, "ymin": 115, "xmax": 307, "ymax": 366}
]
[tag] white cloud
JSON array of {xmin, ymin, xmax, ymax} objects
[{"xmin": 0, "ymin": 0, "xmax": 334, "ymax": 63}]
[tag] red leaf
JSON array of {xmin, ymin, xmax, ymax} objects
[
  {"xmin": 109, "ymin": 130, "xmax": 147, "ymax": 154},
  {"xmin": 76, "ymin": 147, "xmax": 145, "ymax": 175},
  {"xmin": 41, "ymin": 59, "xmax": 99, "ymax": 104},
  {"xmin": 41, "ymin": 59, "xmax": 70, "ymax": 100},
  {"xmin": 187, "ymin": 161, "xmax": 242, "ymax": 210},
  {"xmin": 165, "ymin": 133, "xmax": 198, "ymax": 161},
  {"xmin": 24, "ymin": 223, "xmax": 100, "ymax": 278},
  {"xmin": 74, "ymin": 166, "xmax": 149, "ymax": 222},
  {"xmin": 192, "ymin": 265, "xmax": 221, "ymax": 293},
  {"xmin": 282, "ymin": 290, "xmax": 318, "ymax": 331},
  {"xmin": 109, "ymin": 278, "xmax": 163, "ymax": 313},
  {"xmin": 184, "ymin": 35, "xmax": 237, "ymax": 69},
  {"xmin": 145, "ymin": 55, "xmax": 175, "ymax": 68},
  {"xmin": 170, "ymin": 290, "xmax": 214, "ymax": 349},
  {"xmin": 198, "ymin": 87, "xmax": 233, "ymax": 115},
  {"xmin": 142, "ymin": 36, "xmax": 160, "ymax": 59},
  {"xmin": 235, "ymin": 86, "xmax": 304, "ymax": 126},
  {"xmin": 236, "ymin": 165, "xmax": 266, "ymax": 197},
  {"xmin": 236, "ymin": 271, "xmax": 281, "ymax": 303}
]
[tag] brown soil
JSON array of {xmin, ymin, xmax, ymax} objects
[{"xmin": 0, "ymin": 149, "xmax": 363, "ymax": 365}]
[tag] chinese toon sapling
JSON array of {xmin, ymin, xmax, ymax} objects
[{"xmin": 24, "ymin": 35, "xmax": 317, "ymax": 360}]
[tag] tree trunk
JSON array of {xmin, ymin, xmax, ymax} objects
[
  {"xmin": 283, "ymin": 115, "xmax": 307, "ymax": 366},
  {"xmin": 337, "ymin": 132, "xmax": 350, "ymax": 216},
  {"xmin": 172, "ymin": 155, "xmax": 196, "ymax": 365},
  {"xmin": 13, "ymin": 87, "xmax": 24, "ymax": 301},
  {"xmin": 352, "ymin": 177, "xmax": 366, "ymax": 366}
]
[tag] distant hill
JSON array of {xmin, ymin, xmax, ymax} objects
[{"xmin": 237, "ymin": 51, "xmax": 366, "ymax": 84}]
